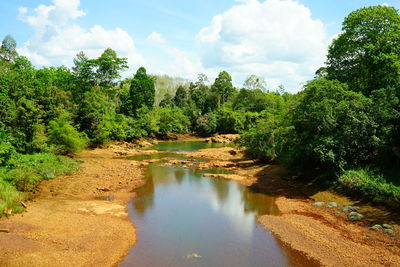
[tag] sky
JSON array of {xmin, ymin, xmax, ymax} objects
[{"xmin": 0, "ymin": 0, "xmax": 398, "ymax": 92}]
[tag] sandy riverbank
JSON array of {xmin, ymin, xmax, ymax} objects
[
  {"xmin": 184, "ymin": 147, "xmax": 400, "ymax": 267},
  {"xmin": 0, "ymin": 147, "xmax": 148, "ymax": 267}
]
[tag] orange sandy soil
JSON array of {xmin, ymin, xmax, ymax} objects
[
  {"xmin": 0, "ymin": 146, "xmax": 151, "ymax": 267},
  {"xmin": 184, "ymin": 147, "xmax": 400, "ymax": 267}
]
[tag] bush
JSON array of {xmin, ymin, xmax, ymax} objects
[
  {"xmin": 48, "ymin": 113, "xmax": 88, "ymax": 154},
  {"xmin": 0, "ymin": 141, "xmax": 17, "ymax": 167},
  {"xmin": 0, "ymin": 179, "xmax": 24, "ymax": 216},
  {"xmin": 338, "ymin": 169, "xmax": 400, "ymax": 208}
]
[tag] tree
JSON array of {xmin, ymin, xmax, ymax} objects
[
  {"xmin": 0, "ymin": 35, "xmax": 17, "ymax": 62},
  {"xmin": 72, "ymin": 51, "xmax": 96, "ymax": 92},
  {"xmin": 129, "ymin": 67, "xmax": 155, "ymax": 114},
  {"xmin": 159, "ymin": 92, "xmax": 174, "ymax": 107},
  {"xmin": 173, "ymin": 85, "xmax": 187, "ymax": 107},
  {"xmin": 288, "ymin": 78, "xmax": 379, "ymax": 172},
  {"xmin": 211, "ymin": 71, "xmax": 234, "ymax": 107},
  {"xmin": 243, "ymin": 74, "xmax": 267, "ymax": 92},
  {"xmin": 326, "ymin": 6, "xmax": 400, "ymax": 96},
  {"xmin": 95, "ymin": 48, "xmax": 128, "ymax": 88}
]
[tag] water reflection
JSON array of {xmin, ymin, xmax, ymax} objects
[{"xmin": 120, "ymin": 140, "xmax": 308, "ymax": 267}]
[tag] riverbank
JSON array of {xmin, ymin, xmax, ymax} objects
[
  {"xmin": 0, "ymin": 147, "xmax": 147, "ymax": 267},
  {"xmin": 184, "ymin": 147, "xmax": 400, "ymax": 267}
]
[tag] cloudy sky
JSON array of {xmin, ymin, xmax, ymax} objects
[{"xmin": 0, "ymin": 0, "xmax": 398, "ymax": 92}]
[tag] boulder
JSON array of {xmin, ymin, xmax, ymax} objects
[
  {"xmin": 312, "ymin": 202, "xmax": 325, "ymax": 207},
  {"xmin": 382, "ymin": 224, "xmax": 394, "ymax": 230},
  {"xmin": 342, "ymin": 206, "xmax": 360, "ymax": 213},
  {"xmin": 369, "ymin": 224, "xmax": 382, "ymax": 231},
  {"xmin": 384, "ymin": 229, "xmax": 395, "ymax": 236},
  {"xmin": 327, "ymin": 202, "xmax": 338, "ymax": 208},
  {"xmin": 348, "ymin": 212, "xmax": 364, "ymax": 221}
]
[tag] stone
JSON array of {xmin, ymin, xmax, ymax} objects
[
  {"xmin": 369, "ymin": 224, "xmax": 382, "ymax": 231},
  {"xmin": 0, "ymin": 229, "xmax": 9, "ymax": 233},
  {"xmin": 342, "ymin": 206, "xmax": 361, "ymax": 213},
  {"xmin": 327, "ymin": 202, "xmax": 338, "ymax": 208},
  {"xmin": 384, "ymin": 229, "xmax": 395, "ymax": 236},
  {"xmin": 382, "ymin": 224, "xmax": 394, "ymax": 230},
  {"xmin": 348, "ymin": 212, "xmax": 364, "ymax": 221},
  {"xmin": 312, "ymin": 202, "xmax": 325, "ymax": 207},
  {"xmin": 187, "ymin": 253, "xmax": 202, "ymax": 259}
]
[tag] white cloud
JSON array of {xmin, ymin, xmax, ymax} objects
[
  {"xmin": 196, "ymin": 0, "xmax": 329, "ymax": 92},
  {"xmin": 147, "ymin": 32, "xmax": 166, "ymax": 45},
  {"xmin": 17, "ymin": 0, "xmax": 145, "ymax": 72},
  {"xmin": 146, "ymin": 32, "xmax": 218, "ymax": 81}
]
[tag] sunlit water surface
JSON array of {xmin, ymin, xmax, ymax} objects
[{"xmin": 119, "ymin": 141, "xmax": 313, "ymax": 267}]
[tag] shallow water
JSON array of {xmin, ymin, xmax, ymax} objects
[{"xmin": 119, "ymin": 141, "xmax": 313, "ymax": 267}]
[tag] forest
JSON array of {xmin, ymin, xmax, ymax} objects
[{"xmin": 1, "ymin": 5, "xmax": 399, "ymax": 216}]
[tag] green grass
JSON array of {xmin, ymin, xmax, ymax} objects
[
  {"xmin": 337, "ymin": 169, "xmax": 400, "ymax": 208},
  {"xmin": 0, "ymin": 153, "xmax": 80, "ymax": 217}
]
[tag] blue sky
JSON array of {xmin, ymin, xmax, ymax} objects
[{"xmin": 1, "ymin": 0, "xmax": 398, "ymax": 92}]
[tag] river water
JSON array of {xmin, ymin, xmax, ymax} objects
[{"xmin": 119, "ymin": 141, "xmax": 313, "ymax": 267}]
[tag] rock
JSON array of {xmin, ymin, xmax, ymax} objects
[
  {"xmin": 327, "ymin": 202, "xmax": 338, "ymax": 208},
  {"xmin": 384, "ymin": 229, "xmax": 395, "ymax": 236},
  {"xmin": 312, "ymin": 202, "xmax": 325, "ymax": 207},
  {"xmin": 0, "ymin": 229, "xmax": 9, "ymax": 233},
  {"xmin": 342, "ymin": 206, "xmax": 361, "ymax": 213},
  {"xmin": 186, "ymin": 253, "xmax": 202, "ymax": 259},
  {"xmin": 382, "ymin": 224, "xmax": 394, "ymax": 230},
  {"xmin": 369, "ymin": 224, "xmax": 382, "ymax": 231},
  {"xmin": 348, "ymin": 212, "xmax": 364, "ymax": 221}
]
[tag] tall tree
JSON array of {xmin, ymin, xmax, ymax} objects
[
  {"xmin": 95, "ymin": 48, "xmax": 128, "ymax": 88},
  {"xmin": 211, "ymin": 71, "xmax": 234, "ymax": 107},
  {"xmin": 326, "ymin": 6, "xmax": 400, "ymax": 96},
  {"xmin": 0, "ymin": 35, "xmax": 17, "ymax": 63},
  {"xmin": 173, "ymin": 85, "xmax": 187, "ymax": 107},
  {"xmin": 243, "ymin": 74, "xmax": 267, "ymax": 92},
  {"xmin": 129, "ymin": 67, "xmax": 155, "ymax": 115}
]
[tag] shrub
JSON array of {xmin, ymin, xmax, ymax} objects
[
  {"xmin": 48, "ymin": 113, "xmax": 88, "ymax": 154},
  {"xmin": 338, "ymin": 169, "xmax": 400, "ymax": 208}
]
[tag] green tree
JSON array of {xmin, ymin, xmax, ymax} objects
[
  {"xmin": 129, "ymin": 67, "xmax": 155, "ymax": 114},
  {"xmin": 159, "ymin": 92, "xmax": 174, "ymax": 107},
  {"xmin": 243, "ymin": 74, "xmax": 267, "ymax": 92},
  {"xmin": 94, "ymin": 48, "xmax": 128, "ymax": 88},
  {"xmin": 288, "ymin": 78, "xmax": 379, "ymax": 172},
  {"xmin": 326, "ymin": 6, "xmax": 400, "ymax": 96},
  {"xmin": 173, "ymin": 85, "xmax": 187, "ymax": 107},
  {"xmin": 211, "ymin": 71, "xmax": 234, "ymax": 107},
  {"xmin": 0, "ymin": 35, "xmax": 17, "ymax": 63}
]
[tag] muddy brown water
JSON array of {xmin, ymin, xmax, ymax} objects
[{"xmin": 119, "ymin": 141, "xmax": 317, "ymax": 267}]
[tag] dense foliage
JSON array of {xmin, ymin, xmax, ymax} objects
[{"xmin": 1, "ymin": 5, "xmax": 400, "ymax": 213}]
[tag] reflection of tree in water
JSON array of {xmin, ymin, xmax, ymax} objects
[
  {"xmin": 174, "ymin": 168, "xmax": 185, "ymax": 184},
  {"xmin": 132, "ymin": 169, "xmax": 155, "ymax": 215},
  {"xmin": 241, "ymin": 185, "xmax": 279, "ymax": 216},
  {"xmin": 210, "ymin": 178, "xmax": 230, "ymax": 204}
]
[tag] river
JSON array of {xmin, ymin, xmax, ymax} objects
[{"xmin": 119, "ymin": 141, "xmax": 314, "ymax": 267}]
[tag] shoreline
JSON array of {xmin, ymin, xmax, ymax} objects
[
  {"xmin": 0, "ymin": 147, "xmax": 148, "ymax": 267},
  {"xmin": 183, "ymin": 146, "xmax": 400, "ymax": 267}
]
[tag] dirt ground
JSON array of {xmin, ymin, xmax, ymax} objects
[
  {"xmin": 0, "ymin": 147, "xmax": 148, "ymax": 267},
  {"xmin": 185, "ymin": 147, "xmax": 400, "ymax": 267}
]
